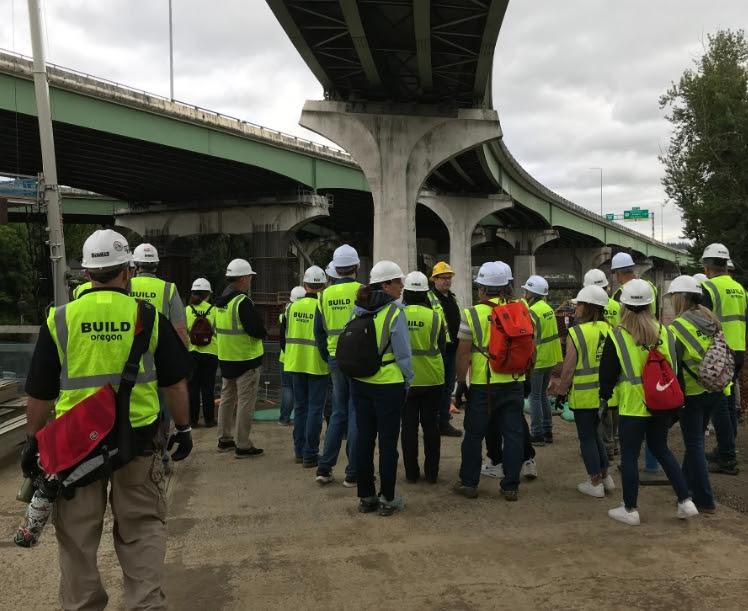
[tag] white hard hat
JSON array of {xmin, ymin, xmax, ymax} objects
[
  {"xmin": 128, "ymin": 253, "xmax": 136, "ymax": 269},
  {"xmin": 226, "ymin": 258, "xmax": 256, "ymax": 277},
  {"xmin": 332, "ymin": 244, "xmax": 360, "ymax": 267},
  {"xmin": 303, "ymin": 265, "xmax": 326, "ymax": 284},
  {"xmin": 666, "ymin": 275, "xmax": 702, "ymax": 296},
  {"xmin": 583, "ymin": 269, "xmax": 609, "ymax": 288},
  {"xmin": 290, "ymin": 286, "xmax": 306, "ymax": 302},
  {"xmin": 701, "ymin": 243, "xmax": 729, "ymax": 260},
  {"xmin": 727, "ymin": 259, "xmax": 735, "ymax": 270},
  {"xmin": 325, "ymin": 261, "xmax": 340, "ymax": 279},
  {"xmin": 404, "ymin": 271, "xmax": 430, "ymax": 292},
  {"xmin": 132, "ymin": 243, "xmax": 159, "ymax": 264},
  {"xmin": 495, "ymin": 261, "xmax": 513, "ymax": 281},
  {"xmin": 620, "ymin": 278, "xmax": 654, "ymax": 306},
  {"xmin": 692, "ymin": 273, "xmax": 708, "ymax": 284},
  {"xmin": 369, "ymin": 260, "xmax": 405, "ymax": 284},
  {"xmin": 475, "ymin": 262, "xmax": 508, "ymax": 287},
  {"xmin": 572, "ymin": 285, "xmax": 609, "ymax": 307},
  {"xmin": 191, "ymin": 278, "xmax": 212, "ymax": 292},
  {"xmin": 521, "ymin": 275, "xmax": 549, "ymax": 296},
  {"xmin": 611, "ymin": 252, "xmax": 635, "ymax": 270},
  {"xmin": 81, "ymin": 229, "xmax": 131, "ymax": 269}
]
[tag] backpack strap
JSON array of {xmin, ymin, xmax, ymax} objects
[{"xmin": 120, "ymin": 301, "xmax": 157, "ymax": 394}]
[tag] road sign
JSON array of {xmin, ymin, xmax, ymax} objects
[
  {"xmin": 605, "ymin": 213, "xmax": 615, "ymax": 221},
  {"xmin": 623, "ymin": 208, "xmax": 649, "ymax": 221}
]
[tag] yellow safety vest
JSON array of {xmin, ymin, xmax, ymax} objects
[
  {"xmin": 47, "ymin": 290, "xmax": 160, "ymax": 428},
  {"xmin": 427, "ymin": 290, "xmax": 453, "ymax": 343},
  {"xmin": 568, "ymin": 322, "xmax": 609, "ymax": 409},
  {"xmin": 609, "ymin": 324, "xmax": 676, "ymax": 418},
  {"xmin": 465, "ymin": 300, "xmax": 527, "ymax": 385},
  {"xmin": 186, "ymin": 301, "xmax": 217, "ymax": 356},
  {"xmin": 318, "ymin": 281, "xmax": 362, "ymax": 356},
  {"xmin": 604, "ymin": 298, "xmax": 620, "ymax": 327},
  {"xmin": 215, "ymin": 294, "xmax": 264, "ymax": 362},
  {"xmin": 130, "ymin": 276, "xmax": 175, "ymax": 318},
  {"xmin": 405, "ymin": 304, "xmax": 444, "ymax": 387},
  {"xmin": 354, "ymin": 304, "xmax": 403, "ymax": 385},
  {"xmin": 284, "ymin": 296, "xmax": 329, "ymax": 376},
  {"xmin": 670, "ymin": 317, "xmax": 730, "ymax": 397},
  {"xmin": 702, "ymin": 276, "xmax": 746, "ymax": 351},
  {"xmin": 528, "ymin": 300, "xmax": 562, "ymax": 369},
  {"xmin": 72, "ymin": 282, "xmax": 92, "ymax": 300},
  {"xmin": 278, "ymin": 303, "xmax": 292, "ymax": 365}
]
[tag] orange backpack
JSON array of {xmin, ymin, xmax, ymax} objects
[{"xmin": 483, "ymin": 300, "xmax": 535, "ymax": 377}]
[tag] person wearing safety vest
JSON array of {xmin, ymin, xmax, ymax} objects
[
  {"xmin": 583, "ymin": 268, "xmax": 621, "ymax": 460},
  {"xmin": 214, "ymin": 258, "xmax": 267, "ymax": 458},
  {"xmin": 401, "ymin": 271, "xmax": 446, "ymax": 484},
  {"xmin": 667, "ymin": 276, "xmax": 727, "ymax": 511},
  {"xmin": 598, "ymin": 279, "xmax": 698, "ymax": 526},
  {"xmin": 700, "ymin": 243, "xmax": 746, "ymax": 474},
  {"xmin": 522, "ymin": 275, "xmax": 563, "ymax": 446},
  {"xmin": 552, "ymin": 285, "xmax": 616, "ymax": 498},
  {"xmin": 278, "ymin": 286, "xmax": 306, "ymax": 426},
  {"xmin": 325, "ymin": 261, "xmax": 340, "ymax": 287},
  {"xmin": 71, "ymin": 255, "xmax": 136, "ymax": 301},
  {"xmin": 22, "ymin": 229, "xmax": 193, "ymax": 609},
  {"xmin": 314, "ymin": 244, "xmax": 363, "ymax": 487},
  {"xmin": 454, "ymin": 261, "xmax": 527, "ymax": 501},
  {"xmin": 186, "ymin": 278, "xmax": 218, "ymax": 428},
  {"xmin": 427, "ymin": 261, "xmax": 463, "ymax": 438},
  {"xmin": 284, "ymin": 267, "xmax": 330, "ymax": 467},
  {"xmin": 350, "ymin": 260, "xmax": 413, "ymax": 516}
]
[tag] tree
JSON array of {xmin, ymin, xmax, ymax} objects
[
  {"xmin": 0, "ymin": 224, "xmax": 36, "ymax": 324},
  {"xmin": 659, "ymin": 29, "xmax": 748, "ymax": 284}
]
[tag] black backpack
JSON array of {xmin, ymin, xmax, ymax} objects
[
  {"xmin": 336, "ymin": 309, "xmax": 392, "ymax": 378},
  {"xmin": 189, "ymin": 305, "xmax": 214, "ymax": 346}
]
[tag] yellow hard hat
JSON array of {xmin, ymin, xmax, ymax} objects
[{"xmin": 430, "ymin": 261, "xmax": 455, "ymax": 280}]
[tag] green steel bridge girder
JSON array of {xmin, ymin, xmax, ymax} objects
[
  {"xmin": 0, "ymin": 72, "xmax": 370, "ymax": 193},
  {"xmin": 6, "ymin": 195, "xmax": 122, "ymax": 221}
]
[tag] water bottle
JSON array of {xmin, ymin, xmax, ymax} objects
[
  {"xmin": 14, "ymin": 478, "xmax": 60, "ymax": 548},
  {"xmin": 16, "ymin": 478, "xmax": 35, "ymax": 503}
]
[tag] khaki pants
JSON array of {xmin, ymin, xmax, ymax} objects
[
  {"xmin": 53, "ymin": 454, "xmax": 167, "ymax": 611},
  {"xmin": 218, "ymin": 367, "xmax": 261, "ymax": 450},
  {"xmin": 600, "ymin": 407, "xmax": 620, "ymax": 456}
]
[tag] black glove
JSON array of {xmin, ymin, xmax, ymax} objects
[
  {"xmin": 598, "ymin": 399, "xmax": 609, "ymax": 420},
  {"xmin": 21, "ymin": 435, "xmax": 40, "ymax": 478},
  {"xmin": 454, "ymin": 381, "xmax": 469, "ymax": 405},
  {"xmin": 167, "ymin": 425, "xmax": 193, "ymax": 461},
  {"xmin": 555, "ymin": 394, "xmax": 567, "ymax": 409}
]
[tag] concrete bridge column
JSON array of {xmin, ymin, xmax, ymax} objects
[
  {"xmin": 495, "ymin": 229, "xmax": 559, "ymax": 285},
  {"xmin": 300, "ymin": 101, "xmax": 501, "ymax": 271},
  {"xmin": 418, "ymin": 193, "xmax": 512, "ymax": 306},
  {"xmin": 576, "ymin": 247, "xmax": 613, "ymax": 277}
]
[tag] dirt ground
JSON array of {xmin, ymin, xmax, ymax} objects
[{"xmin": 2, "ymin": 412, "xmax": 748, "ymax": 611}]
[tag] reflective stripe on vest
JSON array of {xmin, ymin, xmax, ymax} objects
[
  {"xmin": 427, "ymin": 291, "xmax": 452, "ymax": 343},
  {"xmin": 703, "ymin": 277, "xmax": 747, "ymax": 351},
  {"xmin": 354, "ymin": 304, "xmax": 404, "ymax": 385},
  {"xmin": 318, "ymin": 282, "xmax": 361, "ymax": 355},
  {"xmin": 568, "ymin": 322, "xmax": 609, "ymax": 408},
  {"xmin": 130, "ymin": 277, "xmax": 173, "ymax": 318},
  {"xmin": 283, "ymin": 296, "xmax": 329, "ymax": 375},
  {"xmin": 405, "ymin": 305, "xmax": 444, "ymax": 387},
  {"xmin": 465, "ymin": 301, "xmax": 526, "ymax": 384},
  {"xmin": 670, "ymin": 318, "xmax": 715, "ymax": 397},
  {"xmin": 215, "ymin": 294, "xmax": 263, "ymax": 362},
  {"xmin": 529, "ymin": 300, "xmax": 562, "ymax": 368}
]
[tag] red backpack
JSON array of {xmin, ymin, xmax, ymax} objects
[
  {"xmin": 483, "ymin": 301, "xmax": 535, "ymax": 377},
  {"xmin": 189, "ymin": 305, "xmax": 214, "ymax": 346},
  {"xmin": 642, "ymin": 347, "xmax": 684, "ymax": 413}
]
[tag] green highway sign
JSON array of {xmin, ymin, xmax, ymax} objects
[
  {"xmin": 623, "ymin": 208, "xmax": 649, "ymax": 220},
  {"xmin": 605, "ymin": 213, "xmax": 615, "ymax": 221}
]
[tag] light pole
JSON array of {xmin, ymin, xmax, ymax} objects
[
  {"xmin": 168, "ymin": 0, "xmax": 174, "ymax": 101},
  {"xmin": 589, "ymin": 167, "xmax": 602, "ymax": 216}
]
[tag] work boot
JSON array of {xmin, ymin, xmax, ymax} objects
[
  {"xmin": 440, "ymin": 422, "xmax": 462, "ymax": 437},
  {"xmin": 708, "ymin": 459, "xmax": 739, "ymax": 475}
]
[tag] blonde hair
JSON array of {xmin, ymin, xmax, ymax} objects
[
  {"xmin": 619, "ymin": 305, "xmax": 659, "ymax": 347},
  {"xmin": 670, "ymin": 294, "xmax": 722, "ymax": 330}
]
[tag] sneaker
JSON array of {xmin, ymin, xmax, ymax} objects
[
  {"xmin": 608, "ymin": 504, "xmax": 641, "ymax": 526},
  {"xmin": 452, "ymin": 481, "xmax": 478, "ymax": 498},
  {"xmin": 217, "ymin": 439, "xmax": 236, "ymax": 452},
  {"xmin": 378, "ymin": 495, "xmax": 404, "ymax": 516},
  {"xmin": 235, "ymin": 447, "xmax": 263, "ymax": 458},
  {"xmin": 601, "ymin": 475, "xmax": 616, "ymax": 491},
  {"xmin": 708, "ymin": 459, "xmax": 739, "ymax": 475},
  {"xmin": 481, "ymin": 460, "xmax": 504, "ymax": 479},
  {"xmin": 521, "ymin": 459, "xmax": 538, "ymax": 479},
  {"xmin": 544, "ymin": 432, "xmax": 554, "ymax": 444},
  {"xmin": 302, "ymin": 458, "xmax": 319, "ymax": 468},
  {"xmin": 502, "ymin": 489, "xmax": 519, "ymax": 502},
  {"xmin": 315, "ymin": 468, "xmax": 334, "ymax": 484},
  {"xmin": 358, "ymin": 496, "xmax": 380, "ymax": 513},
  {"xmin": 530, "ymin": 435, "xmax": 546, "ymax": 447},
  {"xmin": 677, "ymin": 499, "xmax": 699, "ymax": 519},
  {"xmin": 440, "ymin": 422, "xmax": 463, "ymax": 437},
  {"xmin": 577, "ymin": 481, "xmax": 605, "ymax": 498},
  {"xmin": 277, "ymin": 420, "xmax": 292, "ymax": 426},
  {"xmin": 342, "ymin": 476, "xmax": 358, "ymax": 488},
  {"xmin": 294, "ymin": 456, "xmax": 303, "ymax": 464}
]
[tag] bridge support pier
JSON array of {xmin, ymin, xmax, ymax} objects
[
  {"xmin": 418, "ymin": 193, "xmax": 512, "ymax": 306},
  {"xmin": 495, "ymin": 228, "xmax": 559, "ymax": 284},
  {"xmin": 576, "ymin": 247, "xmax": 613, "ymax": 277},
  {"xmin": 300, "ymin": 101, "xmax": 501, "ymax": 271}
]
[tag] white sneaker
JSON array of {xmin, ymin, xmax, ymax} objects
[
  {"xmin": 521, "ymin": 459, "xmax": 538, "ymax": 479},
  {"xmin": 608, "ymin": 504, "xmax": 641, "ymax": 526},
  {"xmin": 601, "ymin": 475, "xmax": 616, "ymax": 491},
  {"xmin": 677, "ymin": 499, "xmax": 699, "ymax": 519},
  {"xmin": 481, "ymin": 460, "xmax": 504, "ymax": 478},
  {"xmin": 577, "ymin": 481, "xmax": 605, "ymax": 498}
]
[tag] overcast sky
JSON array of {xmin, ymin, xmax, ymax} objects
[{"xmin": 2, "ymin": 0, "xmax": 747, "ymax": 243}]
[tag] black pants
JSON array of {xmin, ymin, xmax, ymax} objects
[
  {"xmin": 486, "ymin": 414, "xmax": 535, "ymax": 464},
  {"xmin": 189, "ymin": 352, "xmax": 218, "ymax": 425},
  {"xmin": 401, "ymin": 385, "xmax": 442, "ymax": 481}
]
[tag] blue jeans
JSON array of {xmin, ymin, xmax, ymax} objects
[
  {"xmin": 529, "ymin": 367, "xmax": 553, "ymax": 437},
  {"xmin": 439, "ymin": 351, "xmax": 457, "ymax": 424},
  {"xmin": 291, "ymin": 373, "xmax": 327, "ymax": 462},
  {"xmin": 460, "ymin": 382, "xmax": 524, "ymax": 491},
  {"xmin": 319, "ymin": 356, "xmax": 357, "ymax": 477},
  {"xmin": 644, "ymin": 444, "xmax": 660, "ymax": 473},
  {"xmin": 619, "ymin": 415, "xmax": 690, "ymax": 510},
  {"xmin": 279, "ymin": 362, "xmax": 294, "ymax": 424},
  {"xmin": 679, "ymin": 393, "xmax": 716, "ymax": 509},
  {"xmin": 353, "ymin": 380, "xmax": 404, "ymax": 501},
  {"xmin": 574, "ymin": 409, "xmax": 609, "ymax": 476},
  {"xmin": 712, "ymin": 387, "xmax": 736, "ymax": 462}
]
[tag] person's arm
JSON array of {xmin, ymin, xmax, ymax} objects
[
  {"xmin": 26, "ymin": 398, "xmax": 55, "ymax": 436},
  {"xmin": 162, "ymin": 380, "xmax": 190, "ymax": 428},
  {"xmin": 456, "ymin": 339, "xmax": 471, "ymax": 382},
  {"xmin": 437, "ymin": 318, "xmax": 447, "ymax": 354},
  {"xmin": 389, "ymin": 311, "xmax": 414, "ymax": 388},
  {"xmin": 598, "ymin": 335, "xmax": 621, "ymax": 401},
  {"xmin": 238, "ymin": 299, "xmax": 267, "ymax": 340},
  {"xmin": 314, "ymin": 307, "xmax": 329, "ymax": 361},
  {"xmin": 555, "ymin": 337, "xmax": 577, "ymax": 396},
  {"xmin": 168, "ymin": 286, "xmax": 190, "ymax": 348},
  {"xmin": 24, "ymin": 320, "xmax": 61, "ymax": 435}
]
